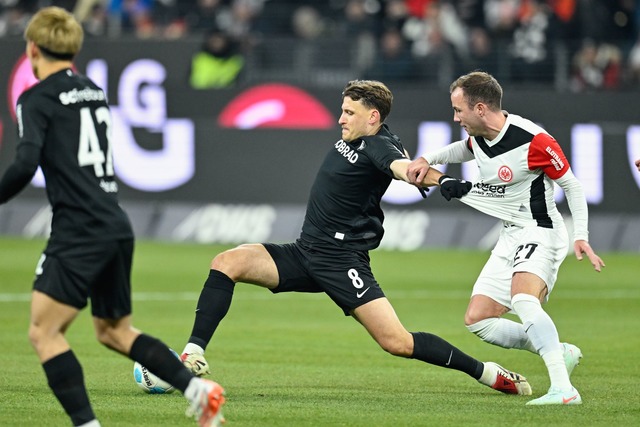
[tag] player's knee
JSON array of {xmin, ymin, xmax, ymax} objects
[
  {"xmin": 464, "ymin": 307, "xmax": 486, "ymax": 326},
  {"xmin": 210, "ymin": 251, "xmax": 228, "ymax": 271},
  {"xmin": 28, "ymin": 322, "xmax": 64, "ymax": 355},
  {"xmin": 377, "ymin": 335, "xmax": 412, "ymax": 357},
  {"xmin": 28, "ymin": 323, "xmax": 45, "ymax": 349},
  {"xmin": 210, "ymin": 244, "xmax": 255, "ymax": 281}
]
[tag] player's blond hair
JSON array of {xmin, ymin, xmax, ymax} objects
[
  {"xmin": 24, "ymin": 6, "xmax": 83, "ymax": 60},
  {"xmin": 342, "ymin": 80, "xmax": 393, "ymax": 123},
  {"xmin": 450, "ymin": 71, "xmax": 503, "ymax": 112}
]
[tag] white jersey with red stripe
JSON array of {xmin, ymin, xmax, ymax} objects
[{"xmin": 425, "ymin": 113, "xmax": 589, "ymax": 240}]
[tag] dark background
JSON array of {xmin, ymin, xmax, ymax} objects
[{"xmin": 1, "ymin": 39, "xmax": 638, "ymax": 214}]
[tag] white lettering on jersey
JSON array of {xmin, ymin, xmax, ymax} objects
[
  {"xmin": 545, "ymin": 146, "xmax": 565, "ymax": 171},
  {"xmin": 16, "ymin": 104, "xmax": 24, "ymax": 138},
  {"xmin": 335, "ymin": 140, "xmax": 359, "ymax": 163},
  {"xmin": 59, "ymin": 87, "xmax": 106, "ymax": 105},
  {"xmin": 35, "ymin": 253, "xmax": 46, "ymax": 275},
  {"xmin": 99, "ymin": 179, "xmax": 118, "ymax": 193}
]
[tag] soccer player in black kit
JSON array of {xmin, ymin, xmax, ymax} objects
[
  {"xmin": 0, "ymin": 7, "xmax": 224, "ymax": 427},
  {"xmin": 180, "ymin": 79, "xmax": 533, "ymax": 399}
]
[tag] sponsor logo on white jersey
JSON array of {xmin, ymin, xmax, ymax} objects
[{"xmin": 472, "ymin": 182, "xmax": 507, "ymax": 198}]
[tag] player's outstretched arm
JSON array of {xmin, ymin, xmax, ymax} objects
[
  {"xmin": 573, "ymin": 240, "xmax": 605, "ymax": 272},
  {"xmin": 391, "ymin": 159, "xmax": 442, "ymax": 187},
  {"xmin": 406, "ymin": 157, "xmax": 431, "ymax": 186}
]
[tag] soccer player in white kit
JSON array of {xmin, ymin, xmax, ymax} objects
[{"xmin": 407, "ymin": 71, "xmax": 605, "ymax": 406}]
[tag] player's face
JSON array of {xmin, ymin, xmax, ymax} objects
[
  {"xmin": 451, "ymin": 87, "xmax": 481, "ymax": 136},
  {"xmin": 339, "ymin": 96, "xmax": 377, "ymax": 142}
]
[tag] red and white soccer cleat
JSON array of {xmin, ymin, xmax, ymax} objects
[{"xmin": 486, "ymin": 362, "xmax": 532, "ymax": 395}]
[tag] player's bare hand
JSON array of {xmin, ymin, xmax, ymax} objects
[
  {"xmin": 635, "ymin": 158, "xmax": 640, "ymax": 172},
  {"xmin": 574, "ymin": 240, "xmax": 605, "ymax": 272},
  {"xmin": 406, "ymin": 157, "xmax": 430, "ymax": 185}
]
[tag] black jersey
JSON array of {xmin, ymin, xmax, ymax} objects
[
  {"xmin": 300, "ymin": 124, "xmax": 407, "ymax": 250},
  {"xmin": 11, "ymin": 69, "xmax": 132, "ymax": 243}
]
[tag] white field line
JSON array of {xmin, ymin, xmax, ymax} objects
[{"xmin": 0, "ymin": 289, "xmax": 639, "ymax": 303}]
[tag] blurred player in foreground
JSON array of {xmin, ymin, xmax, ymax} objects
[
  {"xmin": 407, "ymin": 71, "xmax": 605, "ymax": 406},
  {"xmin": 0, "ymin": 7, "xmax": 224, "ymax": 427},
  {"xmin": 181, "ymin": 79, "xmax": 533, "ymax": 398}
]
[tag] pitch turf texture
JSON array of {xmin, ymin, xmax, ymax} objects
[{"xmin": 1, "ymin": 237, "xmax": 638, "ymax": 426}]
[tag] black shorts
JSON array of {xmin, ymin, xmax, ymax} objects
[
  {"xmin": 33, "ymin": 239, "xmax": 134, "ymax": 319},
  {"xmin": 263, "ymin": 239, "xmax": 385, "ymax": 315}
]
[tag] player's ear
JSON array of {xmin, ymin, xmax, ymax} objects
[
  {"xmin": 369, "ymin": 109, "xmax": 380, "ymax": 124},
  {"xmin": 26, "ymin": 40, "xmax": 39, "ymax": 60},
  {"xmin": 475, "ymin": 102, "xmax": 486, "ymax": 118}
]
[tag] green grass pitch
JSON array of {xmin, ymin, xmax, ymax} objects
[{"xmin": 1, "ymin": 237, "xmax": 638, "ymax": 426}]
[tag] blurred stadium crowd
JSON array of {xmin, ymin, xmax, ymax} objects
[{"xmin": 1, "ymin": 0, "xmax": 639, "ymax": 91}]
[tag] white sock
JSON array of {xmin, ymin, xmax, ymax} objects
[
  {"xmin": 467, "ymin": 318, "xmax": 537, "ymax": 353},
  {"xmin": 511, "ymin": 293, "xmax": 572, "ymax": 391},
  {"xmin": 77, "ymin": 420, "xmax": 101, "ymax": 427},
  {"xmin": 541, "ymin": 349, "xmax": 572, "ymax": 391},
  {"xmin": 183, "ymin": 343, "xmax": 205, "ymax": 355},
  {"xmin": 184, "ymin": 377, "xmax": 202, "ymax": 402},
  {"xmin": 478, "ymin": 362, "xmax": 497, "ymax": 386}
]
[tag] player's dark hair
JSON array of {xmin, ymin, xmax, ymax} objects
[
  {"xmin": 450, "ymin": 71, "xmax": 502, "ymax": 111},
  {"xmin": 342, "ymin": 80, "xmax": 393, "ymax": 123}
]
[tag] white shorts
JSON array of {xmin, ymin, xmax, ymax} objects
[{"xmin": 472, "ymin": 223, "xmax": 569, "ymax": 309}]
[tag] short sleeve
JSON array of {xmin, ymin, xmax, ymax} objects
[
  {"xmin": 527, "ymin": 133, "xmax": 570, "ymax": 180},
  {"xmin": 360, "ymin": 135, "xmax": 406, "ymax": 176}
]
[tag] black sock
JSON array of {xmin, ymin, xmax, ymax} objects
[
  {"xmin": 129, "ymin": 334, "xmax": 193, "ymax": 393},
  {"xmin": 410, "ymin": 332, "xmax": 484, "ymax": 379},
  {"xmin": 42, "ymin": 350, "xmax": 96, "ymax": 426},
  {"xmin": 188, "ymin": 269, "xmax": 236, "ymax": 349}
]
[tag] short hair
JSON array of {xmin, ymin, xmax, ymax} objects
[
  {"xmin": 342, "ymin": 80, "xmax": 393, "ymax": 123},
  {"xmin": 450, "ymin": 71, "xmax": 503, "ymax": 111},
  {"xmin": 24, "ymin": 6, "xmax": 83, "ymax": 61}
]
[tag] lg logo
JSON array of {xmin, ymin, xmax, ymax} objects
[
  {"xmin": 86, "ymin": 59, "xmax": 195, "ymax": 192},
  {"xmin": 9, "ymin": 56, "xmax": 195, "ymax": 192}
]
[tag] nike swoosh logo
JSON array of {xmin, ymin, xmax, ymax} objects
[
  {"xmin": 445, "ymin": 350, "xmax": 453, "ymax": 366},
  {"xmin": 356, "ymin": 287, "xmax": 371, "ymax": 298},
  {"xmin": 562, "ymin": 394, "xmax": 579, "ymax": 404}
]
